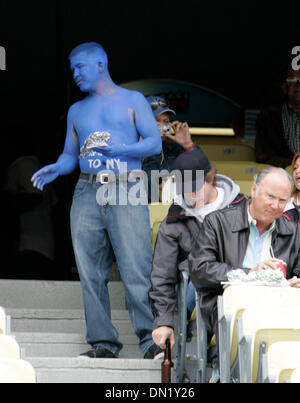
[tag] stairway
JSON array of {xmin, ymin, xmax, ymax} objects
[{"xmin": 0, "ymin": 279, "xmax": 162, "ymax": 383}]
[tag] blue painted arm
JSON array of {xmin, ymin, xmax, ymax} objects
[{"xmin": 95, "ymin": 92, "xmax": 162, "ymax": 158}]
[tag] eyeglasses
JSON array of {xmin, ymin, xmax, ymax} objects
[
  {"xmin": 286, "ymin": 76, "xmax": 300, "ymax": 85},
  {"xmin": 150, "ymin": 100, "xmax": 168, "ymax": 111}
]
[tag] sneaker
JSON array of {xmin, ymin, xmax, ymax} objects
[
  {"xmin": 79, "ymin": 345, "xmax": 117, "ymax": 359},
  {"xmin": 144, "ymin": 343, "xmax": 164, "ymax": 359}
]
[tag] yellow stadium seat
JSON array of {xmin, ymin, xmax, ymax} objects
[
  {"xmin": 214, "ymin": 161, "xmax": 272, "ymax": 180},
  {"xmin": 218, "ymin": 285, "xmax": 300, "ymax": 383},
  {"xmin": 235, "ymin": 180, "xmax": 252, "ymax": 196},
  {"xmin": 237, "ymin": 307, "xmax": 300, "ymax": 383},
  {"xmin": 148, "ymin": 203, "xmax": 171, "ymax": 249},
  {"xmin": 151, "ymin": 220, "xmax": 162, "ymax": 249},
  {"xmin": 0, "ymin": 334, "xmax": 21, "ymax": 359},
  {"xmin": 263, "ymin": 342, "xmax": 300, "ymax": 383},
  {"xmin": 0, "ymin": 358, "xmax": 36, "ymax": 383},
  {"xmin": 286, "ymin": 165, "xmax": 292, "ymax": 175},
  {"xmin": 148, "ymin": 203, "xmax": 170, "ymax": 228},
  {"xmin": 290, "ymin": 368, "xmax": 300, "ymax": 383},
  {"xmin": 200, "ymin": 144, "xmax": 255, "ymax": 162},
  {"xmin": 191, "ymin": 135, "xmax": 245, "ymax": 146}
]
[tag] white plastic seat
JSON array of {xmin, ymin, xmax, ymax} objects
[
  {"xmin": 217, "ymin": 285, "xmax": 300, "ymax": 382},
  {"xmin": 0, "ymin": 334, "xmax": 21, "ymax": 359},
  {"xmin": 0, "ymin": 307, "xmax": 6, "ymax": 334},
  {"xmin": 0, "ymin": 358, "xmax": 36, "ymax": 383},
  {"xmin": 290, "ymin": 368, "xmax": 300, "ymax": 383},
  {"xmin": 262, "ymin": 342, "xmax": 300, "ymax": 383},
  {"xmin": 237, "ymin": 307, "xmax": 300, "ymax": 383}
]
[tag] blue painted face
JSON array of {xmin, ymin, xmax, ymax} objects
[{"xmin": 70, "ymin": 52, "xmax": 103, "ymax": 92}]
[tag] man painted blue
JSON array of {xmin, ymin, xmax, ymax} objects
[{"xmin": 31, "ymin": 42, "xmax": 162, "ymax": 358}]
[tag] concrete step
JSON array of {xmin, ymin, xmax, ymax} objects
[
  {"xmin": 0, "ymin": 280, "xmax": 125, "ymax": 310},
  {"xmin": 28, "ymin": 357, "xmax": 162, "ymax": 383},
  {"xmin": 7, "ymin": 308, "xmax": 135, "ymax": 335},
  {"xmin": 15, "ymin": 332, "xmax": 142, "ymax": 358}
]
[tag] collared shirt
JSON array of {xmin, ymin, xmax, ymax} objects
[{"xmin": 242, "ymin": 207, "xmax": 275, "ymax": 269}]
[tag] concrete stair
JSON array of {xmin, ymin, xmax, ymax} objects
[{"xmin": 0, "ymin": 279, "xmax": 162, "ymax": 383}]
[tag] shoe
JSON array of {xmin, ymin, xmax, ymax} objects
[
  {"xmin": 79, "ymin": 345, "xmax": 117, "ymax": 358},
  {"xmin": 144, "ymin": 343, "xmax": 164, "ymax": 359}
]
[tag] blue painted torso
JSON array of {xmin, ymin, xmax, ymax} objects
[{"xmin": 74, "ymin": 89, "xmax": 142, "ymax": 174}]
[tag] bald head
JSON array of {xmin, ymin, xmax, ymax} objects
[
  {"xmin": 69, "ymin": 42, "xmax": 108, "ymax": 69},
  {"xmin": 254, "ymin": 167, "xmax": 292, "ymax": 193}
]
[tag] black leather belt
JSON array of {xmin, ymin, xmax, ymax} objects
[{"xmin": 80, "ymin": 172, "xmax": 137, "ymax": 184}]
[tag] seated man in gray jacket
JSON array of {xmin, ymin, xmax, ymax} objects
[
  {"xmin": 189, "ymin": 167, "xmax": 300, "ymax": 361},
  {"xmin": 149, "ymin": 149, "xmax": 245, "ymax": 352}
]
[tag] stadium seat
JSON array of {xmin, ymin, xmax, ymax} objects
[
  {"xmin": 286, "ymin": 165, "xmax": 292, "ymax": 175},
  {"xmin": 0, "ymin": 334, "xmax": 21, "ymax": 359},
  {"xmin": 200, "ymin": 144, "xmax": 255, "ymax": 162},
  {"xmin": 148, "ymin": 203, "xmax": 170, "ymax": 249},
  {"xmin": 0, "ymin": 308, "xmax": 6, "ymax": 334},
  {"xmin": 290, "ymin": 368, "xmax": 300, "ymax": 383},
  {"xmin": 148, "ymin": 203, "xmax": 170, "ymax": 228},
  {"xmin": 191, "ymin": 135, "xmax": 245, "ymax": 147},
  {"xmin": 235, "ymin": 180, "xmax": 252, "ymax": 196},
  {"xmin": 217, "ymin": 285, "xmax": 300, "ymax": 383},
  {"xmin": 237, "ymin": 307, "xmax": 300, "ymax": 383},
  {"xmin": 0, "ymin": 358, "xmax": 36, "ymax": 383},
  {"xmin": 261, "ymin": 341, "xmax": 300, "ymax": 383},
  {"xmin": 214, "ymin": 161, "xmax": 271, "ymax": 180}
]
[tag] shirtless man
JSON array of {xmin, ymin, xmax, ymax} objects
[{"xmin": 32, "ymin": 42, "xmax": 162, "ymax": 359}]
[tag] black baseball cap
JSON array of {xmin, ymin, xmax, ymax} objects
[{"xmin": 172, "ymin": 148, "xmax": 211, "ymax": 194}]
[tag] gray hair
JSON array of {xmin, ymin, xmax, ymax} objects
[{"xmin": 253, "ymin": 167, "xmax": 293, "ymax": 193}]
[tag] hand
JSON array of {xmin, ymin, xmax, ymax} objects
[
  {"xmin": 288, "ymin": 277, "xmax": 300, "ymax": 288},
  {"xmin": 166, "ymin": 121, "xmax": 193, "ymax": 149},
  {"xmin": 93, "ymin": 144, "xmax": 125, "ymax": 157},
  {"xmin": 248, "ymin": 258, "xmax": 285, "ymax": 273},
  {"xmin": 152, "ymin": 326, "xmax": 175, "ymax": 350},
  {"xmin": 31, "ymin": 163, "xmax": 60, "ymax": 191}
]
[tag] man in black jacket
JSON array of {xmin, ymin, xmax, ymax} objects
[
  {"xmin": 189, "ymin": 167, "xmax": 300, "ymax": 351},
  {"xmin": 150, "ymin": 149, "xmax": 245, "ymax": 351}
]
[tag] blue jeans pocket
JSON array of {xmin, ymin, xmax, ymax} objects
[{"xmin": 73, "ymin": 178, "xmax": 89, "ymax": 199}]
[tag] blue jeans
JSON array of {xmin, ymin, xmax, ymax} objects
[
  {"xmin": 186, "ymin": 281, "xmax": 196, "ymax": 317},
  {"xmin": 70, "ymin": 177, "xmax": 154, "ymax": 356}
]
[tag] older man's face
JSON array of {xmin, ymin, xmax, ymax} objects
[{"xmin": 250, "ymin": 172, "xmax": 291, "ymax": 226}]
